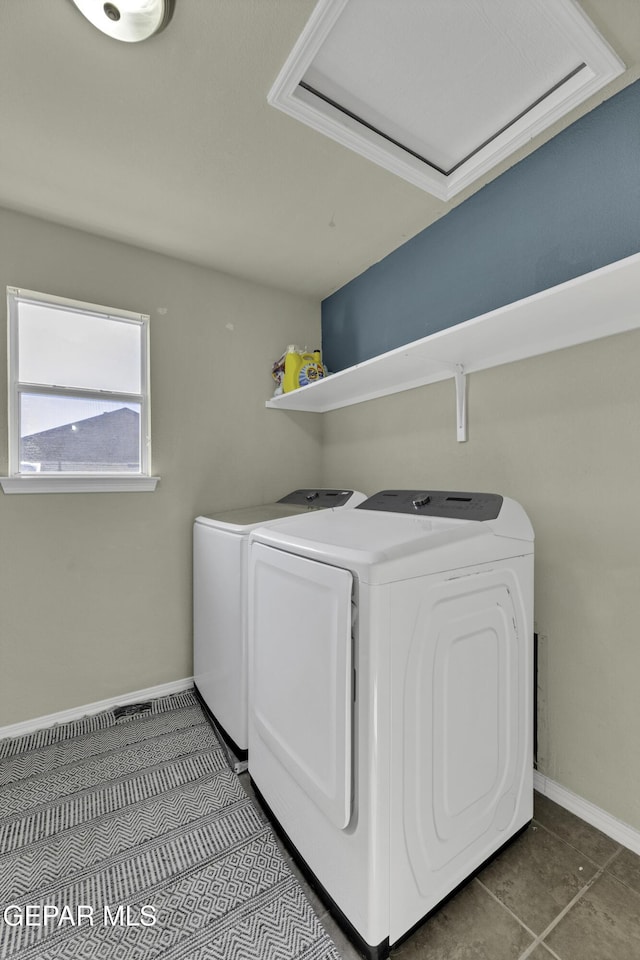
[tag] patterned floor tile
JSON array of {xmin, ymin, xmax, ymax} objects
[
  {"xmin": 533, "ymin": 793, "xmax": 620, "ymax": 866},
  {"xmin": 391, "ymin": 879, "xmax": 533, "ymax": 960},
  {"xmin": 544, "ymin": 872, "xmax": 640, "ymax": 960},
  {"xmin": 477, "ymin": 822, "xmax": 597, "ymax": 934},
  {"xmin": 605, "ymin": 845, "xmax": 640, "ymax": 896}
]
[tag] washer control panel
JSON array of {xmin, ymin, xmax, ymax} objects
[
  {"xmin": 357, "ymin": 490, "xmax": 503, "ymax": 521},
  {"xmin": 277, "ymin": 489, "xmax": 356, "ymax": 508}
]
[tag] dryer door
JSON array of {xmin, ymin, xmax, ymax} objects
[{"xmin": 250, "ymin": 542, "xmax": 354, "ymax": 829}]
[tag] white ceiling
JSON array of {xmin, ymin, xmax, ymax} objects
[{"xmin": 1, "ymin": 0, "xmax": 638, "ymax": 299}]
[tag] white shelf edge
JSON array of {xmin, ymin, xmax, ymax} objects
[
  {"xmin": 266, "ymin": 366, "xmax": 452, "ymax": 413},
  {"xmin": 265, "ymin": 251, "xmax": 640, "ymax": 418}
]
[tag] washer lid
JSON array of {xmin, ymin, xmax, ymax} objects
[
  {"xmin": 195, "ymin": 502, "xmax": 313, "ymax": 532},
  {"xmin": 195, "ymin": 488, "xmax": 365, "ymax": 533},
  {"xmin": 250, "ymin": 498, "xmax": 533, "ymax": 583}
]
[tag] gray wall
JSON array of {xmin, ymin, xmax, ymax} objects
[
  {"xmin": 0, "ymin": 207, "xmax": 322, "ymax": 726},
  {"xmin": 320, "ymin": 330, "xmax": 640, "ymax": 832}
]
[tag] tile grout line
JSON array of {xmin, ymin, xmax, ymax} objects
[
  {"xmin": 517, "ymin": 934, "xmax": 563, "ymax": 960},
  {"xmin": 473, "ymin": 877, "xmax": 539, "ymax": 941},
  {"xmin": 514, "ymin": 844, "xmax": 623, "ymax": 960},
  {"xmin": 532, "ymin": 818, "xmax": 614, "ymax": 864}
]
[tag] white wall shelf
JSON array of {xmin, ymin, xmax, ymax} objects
[{"xmin": 265, "ymin": 251, "xmax": 640, "ymax": 440}]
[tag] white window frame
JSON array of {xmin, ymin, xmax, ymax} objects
[{"xmin": 1, "ymin": 287, "xmax": 159, "ymax": 493}]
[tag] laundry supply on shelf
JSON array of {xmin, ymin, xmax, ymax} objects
[{"xmin": 272, "ymin": 345, "xmax": 327, "ymax": 395}]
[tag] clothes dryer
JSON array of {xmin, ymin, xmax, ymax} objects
[
  {"xmin": 248, "ymin": 490, "xmax": 534, "ymax": 958},
  {"xmin": 193, "ymin": 488, "xmax": 365, "ymax": 767}
]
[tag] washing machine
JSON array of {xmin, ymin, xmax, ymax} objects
[
  {"xmin": 248, "ymin": 489, "xmax": 534, "ymax": 959},
  {"xmin": 193, "ymin": 488, "xmax": 366, "ymax": 767}
]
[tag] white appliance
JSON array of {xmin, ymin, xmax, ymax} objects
[
  {"xmin": 193, "ymin": 488, "xmax": 366, "ymax": 767},
  {"xmin": 248, "ymin": 489, "xmax": 534, "ymax": 959}
]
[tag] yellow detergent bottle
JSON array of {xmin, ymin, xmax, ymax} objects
[
  {"xmin": 283, "ymin": 346, "xmax": 304, "ymax": 393},
  {"xmin": 299, "ymin": 349, "xmax": 326, "ymax": 387},
  {"xmin": 283, "ymin": 347, "xmax": 326, "ymax": 392}
]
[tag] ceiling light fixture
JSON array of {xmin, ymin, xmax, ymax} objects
[{"xmin": 69, "ymin": 0, "xmax": 174, "ymax": 43}]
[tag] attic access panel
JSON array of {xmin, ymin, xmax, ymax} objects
[{"xmin": 268, "ymin": 0, "xmax": 624, "ymax": 200}]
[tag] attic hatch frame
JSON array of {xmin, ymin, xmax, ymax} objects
[{"xmin": 268, "ymin": 0, "xmax": 625, "ymax": 200}]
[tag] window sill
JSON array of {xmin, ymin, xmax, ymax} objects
[{"xmin": 0, "ymin": 476, "xmax": 160, "ymax": 494}]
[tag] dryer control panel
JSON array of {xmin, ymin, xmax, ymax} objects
[
  {"xmin": 277, "ymin": 489, "xmax": 357, "ymax": 508},
  {"xmin": 357, "ymin": 490, "xmax": 503, "ymax": 521}
]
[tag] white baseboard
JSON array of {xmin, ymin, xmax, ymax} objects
[
  {"xmin": 534, "ymin": 770, "xmax": 640, "ymax": 856},
  {"xmin": 0, "ymin": 677, "xmax": 194, "ymax": 742}
]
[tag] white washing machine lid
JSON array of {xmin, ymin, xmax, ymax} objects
[
  {"xmin": 195, "ymin": 489, "xmax": 365, "ymax": 534},
  {"xmin": 195, "ymin": 502, "xmax": 312, "ymax": 533},
  {"xmin": 250, "ymin": 495, "xmax": 533, "ymax": 584}
]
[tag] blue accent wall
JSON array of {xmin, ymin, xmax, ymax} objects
[{"xmin": 322, "ymin": 79, "xmax": 640, "ymax": 373}]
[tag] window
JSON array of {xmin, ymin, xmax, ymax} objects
[{"xmin": 2, "ymin": 288, "xmax": 157, "ymax": 493}]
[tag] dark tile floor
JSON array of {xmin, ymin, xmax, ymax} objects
[{"xmin": 241, "ymin": 776, "xmax": 640, "ymax": 960}]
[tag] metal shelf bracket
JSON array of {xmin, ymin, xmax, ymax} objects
[{"xmin": 454, "ymin": 363, "xmax": 467, "ymax": 442}]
